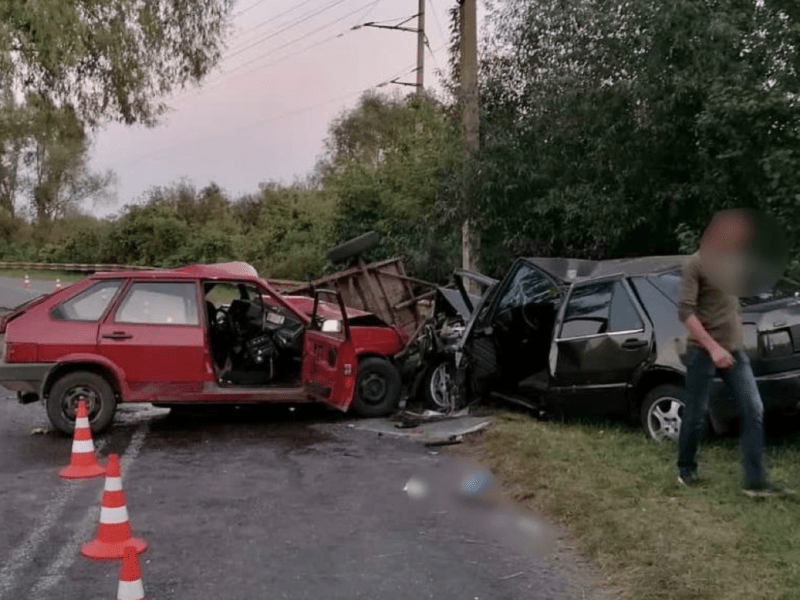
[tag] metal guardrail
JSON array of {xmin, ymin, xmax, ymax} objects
[
  {"xmin": 0, "ymin": 261, "xmax": 156, "ymax": 273},
  {"xmin": 0, "ymin": 261, "xmax": 306, "ymax": 290}
]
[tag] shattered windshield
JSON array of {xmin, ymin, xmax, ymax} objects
[{"xmin": 495, "ymin": 262, "xmax": 562, "ymax": 317}]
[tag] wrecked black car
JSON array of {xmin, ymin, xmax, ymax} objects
[{"xmin": 427, "ymin": 256, "xmax": 800, "ymax": 441}]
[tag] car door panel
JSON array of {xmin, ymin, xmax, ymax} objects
[
  {"xmin": 300, "ymin": 290, "xmax": 358, "ymax": 411},
  {"xmin": 551, "ymin": 277, "xmax": 652, "ymax": 416},
  {"xmin": 474, "ymin": 259, "xmax": 563, "ymax": 394},
  {"xmin": 98, "ymin": 281, "xmax": 209, "ymax": 398}
]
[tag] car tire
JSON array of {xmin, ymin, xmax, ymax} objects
[
  {"xmin": 351, "ymin": 357, "xmax": 402, "ymax": 417},
  {"xmin": 326, "ymin": 231, "xmax": 380, "ymax": 264},
  {"xmin": 640, "ymin": 384, "xmax": 688, "ymax": 442},
  {"xmin": 47, "ymin": 371, "xmax": 117, "ymax": 436},
  {"xmin": 422, "ymin": 359, "xmax": 458, "ymax": 412}
]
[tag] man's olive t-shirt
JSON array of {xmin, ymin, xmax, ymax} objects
[{"xmin": 678, "ymin": 252, "xmax": 743, "ymax": 351}]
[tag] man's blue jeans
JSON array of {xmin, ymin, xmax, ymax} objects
[{"xmin": 678, "ymin": 345, "xmax": 767, "ymax": 487}]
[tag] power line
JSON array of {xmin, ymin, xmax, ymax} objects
[
  {"xmin": 110, "ymin": 63, "xmax": 422, "ymax": 168},
  {"xmin": 231, "ymin": 0, "xmax": 270, "ymax": 19},
  {"xmin": 171, "ymin": 0, "xmax": 382, "ymax": 106},
  {"xmin": 228, "ymin": 0, "xmax": 321, "ymax": 49},
  {"xmin": 427, "ymin": 0, "xmax": 448, "ymax": 45},
  {"xmin": 226, "ymin": 0, "xmax": 350, "ymax": 62},
  {"xmin": 227, "ymin": 0, "xmax": 382, "ymax": 78}
]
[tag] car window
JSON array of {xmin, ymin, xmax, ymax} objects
[
  {"xmin": 609, "ymin": 281, "xmax": 644, "ymax": 332},
  {"xmin": 495, "ymin": 262, "xmax": 561, "ymax": 317},
  {"xmin": 52, "ymin": 280, "xmax": 123, "ymax": 321},
  {"xmin": 649, "ymin": 271, "xmax": 680, "ymax": 303},
  {"xmin": 560, "ymin": 281, "xmax": 613, "ymax": 338},
  {"xmin": 116, "ymin": 282, "xmax": 199, "ymax": 325}
]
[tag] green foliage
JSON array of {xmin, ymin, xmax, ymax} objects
[
  {"xmin": 0, "ymin": 0, "xmax": 234, "ymax": 126},
  {"xmin": 476, "ymin": 0, "xmax": 800, "ymax": 274},
  {"xmin": 319, "ymin": 91, "xmax": 463, "ymax": 282}
]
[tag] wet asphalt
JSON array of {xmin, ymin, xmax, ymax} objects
[
  {"xmin": 0, "ymin": 399, "xmax": 615, "ymax": 600},
  {"xmin": 0, "ymin": 276, "xmax": 612, "ymax": 599}
]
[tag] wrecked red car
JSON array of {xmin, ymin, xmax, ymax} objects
[{"xmin": 0, "ymin": 262, "xmax": 407, "ymax": 434}]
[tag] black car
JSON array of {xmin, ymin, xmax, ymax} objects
[{"xmin": 432, "ymin": 256, "xmax": 800, "ymax": 441}]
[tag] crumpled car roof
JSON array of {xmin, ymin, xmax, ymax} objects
[{"xmin": 524, "ymin": 255, "xmax": 687, "ymax": 283}]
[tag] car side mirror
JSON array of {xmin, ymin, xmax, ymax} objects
[{"xmin": 321, "ymin": 319, "xmax": 342, "ymax": 334}]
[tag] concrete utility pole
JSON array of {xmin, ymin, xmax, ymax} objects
[
  {"xmin": 416, "ymin": 0, "xmax": 426, "ymax": 91},
  {"xmin": 460, "ymin": 0, "xmax": 480, "ymax": 285}
]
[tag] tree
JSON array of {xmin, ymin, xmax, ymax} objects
[
  {"xmin": 21, "ymin": 97, "xmax": 116, "ymax": 224},
  {"xmin": 0, "ymin": 0, "xmax": 234, "ymax": 126},
  {"xmin": 319, "ymin": 91, "xmax": 463, "ymax": 281},
  {"xmin": 0, "ymin": 80, "xmax": 26, "ymax": 217},
  {"xmin": 476, "ymin": 0, "xmax": 800, "ymax": 275}
]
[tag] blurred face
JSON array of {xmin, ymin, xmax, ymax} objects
[{"xmin": 702, "ymin": 211, "xmax": 752, "ymax": 254}]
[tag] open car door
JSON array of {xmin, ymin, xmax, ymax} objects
[{"xmin": 301, "ymin": 290, "xmax": 358, "ymax": 411}]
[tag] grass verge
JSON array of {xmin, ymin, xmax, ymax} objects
[{"xmin": 471, "ymin": 411, "xmax": 800, "ymax": 600}]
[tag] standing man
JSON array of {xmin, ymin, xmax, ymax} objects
[{"xmin": 677, "ymin": 210, "xmax": 771, "ymax": 496}]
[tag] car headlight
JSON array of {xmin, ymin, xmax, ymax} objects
[{"xmin": 761, "ymin": 330, "xmax": 793, "ymax": 358}]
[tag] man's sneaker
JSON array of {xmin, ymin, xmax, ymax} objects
[
  {"xmin": 741, "ymin": 481, "xmax": 791, "ymax": 498},
  {"xmin": 743, "ymin": 482, "xmax": 797, "ymax": 498},
  {"xmin": 678, "ymin": 471, "xmax": 700, "ymax": 486},
  {"xmin": 742, "ymin": 486, "xmax": 773, "ymax": 498}
]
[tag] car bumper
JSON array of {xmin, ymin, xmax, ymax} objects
[
  {"xmin": 0, "ymin": 360, "xmax": 53, "ymax": 396},
  {"xmin": 711, "ymin": 367, "xmax": 800, "ymax": 420}
]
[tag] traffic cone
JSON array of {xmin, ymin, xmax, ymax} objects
[
  {"xmin": 59, "ymin": 400, "xmax": 105, "ymax": 480},
  {"xmin": 116, "ymin": 545, "xmax": 146, "ymax": 600},
  {"xmin": 23, "ymin": 274, "xmax": 30, "ymax": 289},
  {"xmin": 53, "ymin": 278, "xmax": 62, "ymax": 292},
  {"xmin": 81, "ymin": 454, "xmax": 148, "ymax": 560}
]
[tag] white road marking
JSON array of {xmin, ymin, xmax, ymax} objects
[
  {"xmin": 0, "ymin": 438, "xmax": 107, "ymax": 600},
  {"xmin": 28, "ymin": 423, "xmax": 149, "ymax": 600},
  {"xmin": 0, "ymin": 423, "xmax": 148, "ymax": 600}
]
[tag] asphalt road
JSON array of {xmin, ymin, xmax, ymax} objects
[
  {"xmin": 0, "ymin": 275, "xmax": 53, "ymax": 312},
  {"xmin": 0, "ymin": 275, "xmax": 612, "ymax": 599},
  {"xmin": 0, "ymin": 398, "xmax": 615, "ymax": 600}
]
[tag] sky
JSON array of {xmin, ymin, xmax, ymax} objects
[{"xmin": 88, "ymin": 0, "xmax": 457, "ymax": 218}]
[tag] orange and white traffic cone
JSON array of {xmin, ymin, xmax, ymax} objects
[
  {"xmin": 53, "ymin": 278, "xmax": 62, "ymax": 292},
  {"xmin": 116, "ymin": 545, "xmax": 146, "ymax": 600},
  {"xmin": 23, "ymin": 274, "xmax": 30, "ymax": 289},
  {"xmin": 59, "ymin": 400, "xmax": 105, "ymax": 480},
  {"xmin": 81, "ymin": 454, "xmax": 148, "ymax": 560}
]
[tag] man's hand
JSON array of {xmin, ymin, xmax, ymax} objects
[{"xmin": 710, "ymin": 345, "xmax": 735, "ymax": 369}]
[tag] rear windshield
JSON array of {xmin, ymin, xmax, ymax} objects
[{"xmin": 649, "ymin": 270, "xmax": 800, "ymax": 306}]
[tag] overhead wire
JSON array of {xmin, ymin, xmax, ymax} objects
[
  {"xmin": 111, "ymin": 62, "xmax": 425, "ymax": 169},
  {"xmin": 170, "ymin": 0, "xmax": 382, "ymax": 106},
  {"xmin": 225, "ymin": 0, "xmax": 350, "ymax": 62},
  {"xmin": 231, "ymin": 0, "xmax": 270, "ymax": 19},
  {"xmin": 227, "ymin": 0, "xmax": 322, "ymax": 51}
]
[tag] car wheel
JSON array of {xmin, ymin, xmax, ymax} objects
[
  {"xmin": 422, "ymin": 359, "xmax": 457, "ymax": 412},
  {"xmin": 47, "ymin": 371, "xmax": 117, "ymax": 435},
  {"xmin": 640, "ymin": 384, "xmax": 686, "ymax": 442},
  {"xmin": 351, "ymin": 357, "xmax": 402, "ymax": 418}
]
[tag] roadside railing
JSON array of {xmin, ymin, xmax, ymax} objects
[
  {"xmin": 0, "ymin": 261, "xmax": 156, "ymax": 273},
  {"xmin": 0, "ymin": 261, "xmax": 305, "ymax": 290}
]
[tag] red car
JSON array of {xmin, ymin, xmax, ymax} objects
[{"xmin": 0, "ymin": 263, "xmax": 408, "ymax": 434}]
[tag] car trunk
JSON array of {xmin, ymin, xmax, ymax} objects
[{"xmin": 742, "ymin": 297, "xmax": 800, "ymax": 376}]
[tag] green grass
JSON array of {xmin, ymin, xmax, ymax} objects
[
  {"xmin": 0, "ymin": 269, "xmax": 87, "ymax": 282},
  {"xmin": 471, "ymin": 411, "xmax": 800, "ymax": 600}
]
